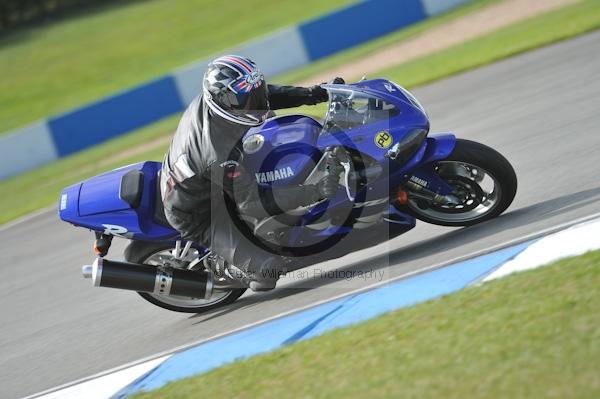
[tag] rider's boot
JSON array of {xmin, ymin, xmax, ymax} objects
[
  {"xmin": 248, "ymin": 279, "xmax": 277, "ymax": 292},
  {"xmin": 227, "ymin": 257, "xmax": 282, "ymax": 292}
]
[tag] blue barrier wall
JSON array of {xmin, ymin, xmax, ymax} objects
[
  {"xmin": 300, "ymin": 0, "xmax": 426, "ymax": 60},
  {"xmin": 48, "ymin": 77, "xmax": 184, "ymax": 157},
  {"xmin": 0, "ymin": 0, "xmax": 470, "ymax": 179}
]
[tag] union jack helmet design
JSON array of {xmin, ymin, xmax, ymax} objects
[{"xmin": 203, "ymin": 55, "xmax": 269, "ymax": 126}]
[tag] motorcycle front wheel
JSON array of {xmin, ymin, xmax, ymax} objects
[
  {"xmin": 124, "ymin": 241, "xmax": 246, "ymax": 313},
  {"xmin": 402, "ymin": 139, "xmax": 517, "ymax": 227}
]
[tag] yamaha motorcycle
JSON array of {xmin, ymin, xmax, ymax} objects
[{"xmin": 59, "ymin": 79, "xmax": 517, "ymax": 313}]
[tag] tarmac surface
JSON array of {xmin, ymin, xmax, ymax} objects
[{"xmin": 1, "ymin": 30, "xmax": 599, "ymax": 398}]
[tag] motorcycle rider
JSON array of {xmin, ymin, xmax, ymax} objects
[{"xmin": 161, "ymin": 54, "xmax": 343, "ymax": 291}]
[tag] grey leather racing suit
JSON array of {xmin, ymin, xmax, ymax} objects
[{"xmin": 160, "ymin": 84, "xmax": 328, "ymax": 284}]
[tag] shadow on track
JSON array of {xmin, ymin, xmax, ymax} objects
[{"xmin": 189, "ymin": 186, "xmax": 600, "ymax": 322}]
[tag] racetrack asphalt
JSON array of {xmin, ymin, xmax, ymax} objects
[{"xmin": 2, "ymin": 30, "xmax": 600, "ymax": 399}]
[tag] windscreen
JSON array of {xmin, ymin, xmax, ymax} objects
[{"xmin": 322, "ymin": 88, "xmax": 400, "ymax": 134}]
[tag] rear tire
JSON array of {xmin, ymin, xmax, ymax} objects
[
  {"xmin": 404, "ymin": 139, "xmax": 517, "ymax": 227},
  {"xmin": 125, "ymin": 241, "xmax": 246, "ymax": 313}
]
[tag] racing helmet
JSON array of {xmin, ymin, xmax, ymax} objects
[{"xmin": 203, "ymin": 55, "xmax": 269, "ymax": 126}]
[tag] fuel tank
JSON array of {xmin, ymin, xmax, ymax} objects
[{"xmin": 241, "ymin": 115, "xmax": 324, "ymax": 187}]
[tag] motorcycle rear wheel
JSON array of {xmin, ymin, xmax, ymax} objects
[
  {"xmin": 124, "ymin": 241, "xmax": 246, "ymax": 313},
  {"xmin": 402, "ymin": 139, "xmax": 517, "ymax": 227}
]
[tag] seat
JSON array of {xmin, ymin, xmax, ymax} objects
[
  {"xmin": 119, "ymin": 168, "xmax": 172, "ymax": 228},
  {"xmin": 119, "ymin": 170, "xmax": 144, "ymax": 208},
  {"xmin": 153, "ymin": 171, "xmax": 171, "ymax": 228}
]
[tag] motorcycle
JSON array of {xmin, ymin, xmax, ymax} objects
[{"xmin": 58, "ymin": 79, "xmax": 517, "ymax": 313}]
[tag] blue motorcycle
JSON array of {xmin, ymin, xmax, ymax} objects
[{"xmin": 59, "ymin": 79, "xmax": 517, "ymax": 313}]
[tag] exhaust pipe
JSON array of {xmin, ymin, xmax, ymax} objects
[{"xmin": 82, "ymin": 258, "xmax": 213, "ymax": 299}]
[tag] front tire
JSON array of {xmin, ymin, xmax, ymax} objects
[
  {"xmin": 404, "ymin": 139, "xmax": 517, "ymax": 227},
  {"xmin": 125, "ymin": 241, "xmax": 246, "ymax": 313}
]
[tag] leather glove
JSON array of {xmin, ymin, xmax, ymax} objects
[
  {"xmin": 310, "ymin": 85, "xmax": 329, "ymax": 103},
  {"xmin": 310, "ymin": 77, "xmax": 345, "ymax": 104}
]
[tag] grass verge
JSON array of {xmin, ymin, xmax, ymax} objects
[
  {"xmin": 0, "ymin": 0, "xmax": 351, "ymax": 133},
  {"xmin": 378, "ymin": 0, "xmax": 600, "ymax": 89},
  {"xmin": 276, "ymin": 0, "xmax": 502, "ymax": 85},
  {"xmin": 133, "ymin": 250, "xmax": 600, "ymax": 399},
  {"xmin": 283, "ymin": 0, "xmax": 600, "ymax": 119},
  {"xmin": 2, "ymin": 0, "xmax": 600, "ymax": 224}
]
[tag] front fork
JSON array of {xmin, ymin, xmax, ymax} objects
[
  {"xmin": 401, "ymin": 177, "xmax": 459, "ymax": 206},
  {"xmin": 393, "ymin": 134, "xmax": 457, "ymax": 206}
]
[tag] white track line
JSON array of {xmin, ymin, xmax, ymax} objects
[
  {"xmin": 29, "ymin": 356, "xmax": 170, "ymax": 399},
  {"xmin": 26, "ymin": 210, "xmax": 600, "ymax": 399}
]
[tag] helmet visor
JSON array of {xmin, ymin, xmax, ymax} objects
[{"xmin": 227, "ymin": 78, "xmax": 269, "ymax": 124}]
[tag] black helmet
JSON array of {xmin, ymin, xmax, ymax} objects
[{"xmin": 203, "ymin": 55, "xmax": 269, "ymax": 126}]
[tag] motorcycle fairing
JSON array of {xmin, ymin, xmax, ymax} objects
[
  {"xmin": 59, "ymin": 79, "xmax": 457, "ymax": 253},
  {"xmin": 58, "ymin": 161, "xmax": 177, "ymax": 240}
]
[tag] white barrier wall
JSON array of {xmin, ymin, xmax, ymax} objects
[{"xmin": 0, "ymin": 122, "xmax": 58, "ymax": 178}]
